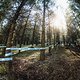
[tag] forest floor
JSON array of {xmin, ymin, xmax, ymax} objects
[
  {"xmin": 0, "ymin": 47, "xmax": 80, "ymax": 80},
  {"xmin": 12, "ymin": 47, "xmax": 80, "ymax": 80}
]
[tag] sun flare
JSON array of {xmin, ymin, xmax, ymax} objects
[{"xmin": 50, "ymin": 0, "xmax": 69, "ymax": 34}]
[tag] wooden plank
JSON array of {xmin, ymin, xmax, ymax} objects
[
  {"xmin": 0, "ymin": 57, "xmax": 12, "ymax": 62},
  {"xmin": 6, "ymin": 47, "xmax": 47, "ymax": 51},
  {"xmin": 0, "ymin": 46, "xmax": 6, "ymax": 48},
  {"xmin": 5, "ymin": 53, "xmax": 13, "ymax": 57}
]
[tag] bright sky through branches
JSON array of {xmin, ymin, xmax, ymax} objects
[{"xmin": 51, "ymin": 0, "xmax": 69, "ymax": 34}]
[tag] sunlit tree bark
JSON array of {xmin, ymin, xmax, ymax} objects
[{"xmin": 40, "ymin": 0, "xmax": 46, "ymax": 60}]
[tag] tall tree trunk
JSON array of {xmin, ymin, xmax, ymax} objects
[
  {"xmin": 7, "ymin": 0, "xmax": 27, "ymax": 47},
  {"xmin": 19, "ymin": 21, "xmax": 28, "ymax": 53},
  {"xmin": 48, "ymin": 26, "xmax": 52, "ymax": 54},
  {"xmin": 6, "ymin": 0, "xmax": 27, "ymax": 80},
  {"xmin": 63, "ymin": 35, "xmax": 65, "ymax": 46},
  {"xmin": 54, "ymin": 33, "xmax": 56, "ymax": 48},
  {"xmin": 48, "ymin": 11, "xmax": 52, "ymax": 54},
  {"xmin": 19, "ymin": 4, "xmax": 33, "ymax": 52},
  {"xmin": 40, "ymin": 0, "xmax": 46, "ymax": 61},
  {"xmin": 32, "ymin": 20, "xmax": 36, "ymax": 47}
]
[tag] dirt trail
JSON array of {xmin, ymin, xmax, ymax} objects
[{"xmin": 13, "ymin": 47, "xmax": 80, "ymax": 80}]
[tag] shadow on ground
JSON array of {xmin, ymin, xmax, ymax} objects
[{"xmin": 11, "ymin": 47, "xmax": 80, "ymax": 80}]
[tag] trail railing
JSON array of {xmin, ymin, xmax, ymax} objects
[{"xmin": 0, "ymin": 45, "xmax": 53, "ymax": 62}]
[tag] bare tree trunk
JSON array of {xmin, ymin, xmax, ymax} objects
[
  {"xmin": 54, "ymin": 33, "xmax": 56, "ymax": 48},
  {"xmin": 40, "ymin": 0, "xmax": 46, "ymax": 61},
  {"xmin": 48, "ymin": 11, "xmax": 52, "ymax": 55},
  {"xmin": 32, "ymin": 20, "xmax": 36, "ymax": 47},
  {"xmin": 7, "ymin": 0, "xmax": 27, "ymax": 47},
  {"xmin": 48, "ymin": 26, "xmax": 52, "ymax": 54},
  {"xmin": 19, "ymin": 5, "xmax": 33, "ymax": 52},
  {"xmin": 63, "ymin": 35, "xmax": 65, "ymax": 46},
  {"xmin": 6, "ymin": 0, "xmax": 27, "ymax": 80}
]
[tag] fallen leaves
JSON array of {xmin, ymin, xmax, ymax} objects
[{"xmin": 12, "ymin": 48, "xmax": 80, "ymax": 80}]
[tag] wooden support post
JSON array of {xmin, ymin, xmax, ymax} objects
[
  {"xmin": 40, "ymin": 49, "xmax": 45, "ymax": 61},
  {"xmin": 49, "ymin": 46, "xmax": 52, "ymax": 55},
  {"xmin": 2, "ymin": 47, "xmax": 6, "ymax": 56},
  {"xmin": 6, "ymin": 49, "xmax": 15, "ymax": 80}
]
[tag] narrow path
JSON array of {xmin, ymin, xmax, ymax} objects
[{"xmin": 13, "ymin": 47, "xmax": 80, "ymax": 80}]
